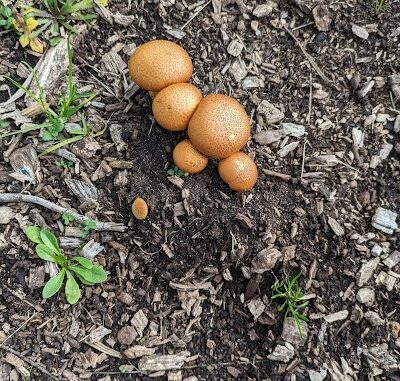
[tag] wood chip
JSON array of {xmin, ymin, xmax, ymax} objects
[{"xmin": 138, "ymin": 351, "xmax": 190, "ymax": 371}]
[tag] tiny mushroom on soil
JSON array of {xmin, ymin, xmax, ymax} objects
[{"xmin": 132, "ymin": 197, "xmax": 148, "ymax": 220}]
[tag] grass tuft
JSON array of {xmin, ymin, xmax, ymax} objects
[{"xmin": 272, "ymin": 272, "xmax": 309, "ymax": 337}]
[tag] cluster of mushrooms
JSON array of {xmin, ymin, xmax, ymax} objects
[{"xmin": 128, "ymin": 40, "xmax": 258, "ymax": 192}]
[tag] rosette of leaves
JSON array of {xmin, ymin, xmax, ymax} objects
[
  {"xmin": 30, "ymin": 0, "xmax": 108, "ymax": 46},
  {"xmin": 0, "ymin": 4, "xmax": 13, "ymax": 30},
  {"xmin": 25, "ymin": 226, "xmax": 107, "ymax": 304}
]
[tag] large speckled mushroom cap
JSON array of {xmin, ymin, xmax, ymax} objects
[
  {"xmin": 188, "ymin": 94, "xmax": 251, "ymax": 159},
  {"xmin": 128, "ymin": 40, "xmax": 193, "ymax": 92}
]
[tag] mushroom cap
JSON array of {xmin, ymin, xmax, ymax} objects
[
  {"xmin": 218, "ymin": 152, "xmax": 258, "ymax": 192},
  {"xmin": 173, "ymin": 139, "xmax": 209, "ymax": 174},
  {"xmin": 128, "ymin": 40, "xmax": 193, "ymax": 92},
  {"xmin": 188, "ymin": 94, "xmax": 250, "ymax": 159},
  {"xmin": 152, "ymin": 83, "xmax": 202, "ymax": 132},
  {"xmin": 131, "ymin": 197, "xmax": 148, "ymax": 220}
]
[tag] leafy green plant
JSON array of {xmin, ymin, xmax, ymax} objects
[
  {"xmin": 167, "ymin": 166, "xmax": 185, "ymax": 178},
  {"xmin": 0, "ymin": 119, "xmax": 10, "ymax": 129},
  {"xmin": 375, "ymin": 0, "xmax": 385, "ymax": 13},
  {"xmin": 56, "ymin": 158, "xmax": 73, "ymax": 169},
  {"xmin": 25, "ymin": 226, "xmax": 107, "ymax": 304},
  {"xmin": 0, "ymin": 34, "xmax": 98, "ymax": 154},
  {"xmin": 80, "ymin": 218, "xmax": 96, "ymax": 238},
  {"xmin": 271, "ymin": 272, "xmax": 309, "ymax": 337},
  {"xmin": 29, "ymin": 0, "xmax": 107, "ymax": 44},
  {"xmin": 34, "ymin": 0, "xmax": 96, "ymax": 42},
  {"xmin": 12, "ymin": 7, "xmax": 46, "ymax": 53},
  {"xmin": 62, "ymin": 212, "xmax": 75, "ymax": 225},
  {"xmin": 0, "ymin": 4, "xmax": 13, "ymax": 30}
]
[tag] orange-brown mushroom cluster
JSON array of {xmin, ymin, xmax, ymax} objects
[{"xmin": 128, "ymin": 40, "xmax": 258, "ymax": 192}]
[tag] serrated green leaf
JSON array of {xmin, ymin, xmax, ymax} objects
[
  {"xmin": 36, "ymin": 244, "xmax": 57, "ymax": 262},
  {"xmin": 42, "ymin": 269, "xmax": 65, "ymax": 299},
  {"xmin": 40, "ymin": 229, "xmax": 60, "ymax": 253},
  {"xmin": 25, "ymin": 226, "xmax": 43, "ymax": 244},
  {"xmin": 65, "ymin": 271, "xmax": 81, "ymax": 304},
  {"xmin": 69, "ymin": 265, "xmax": 107, "ymax": 284},
  {"xmin": 71, "ymin": 256, "xmax": 93, "ymax": 269}
]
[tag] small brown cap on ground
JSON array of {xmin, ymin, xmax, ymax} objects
[{"xmin": 132, "ymin": 197, "xmax": 148, "ymax": 220}]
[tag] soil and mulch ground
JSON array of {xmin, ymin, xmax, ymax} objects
[{"xmin": 0, "ymin": 0, "xmax": 400, "ymax": 380}]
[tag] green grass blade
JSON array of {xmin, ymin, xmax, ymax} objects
[
  {"xmin": 4, "ymin": 76, "xmax": 41, "ymax": 103},
  {"xmin": 61, "ymin": 0, "xmax": 94, "ymax": 13},
  {"xmin": 0, "ymin": 124, "xmax": 44, "ymax": 139},
  {"xmin": 38, "ymin": 134, "xmax": 84, "ymax": 157}
]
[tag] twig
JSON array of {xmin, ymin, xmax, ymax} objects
[
  {"xmin": 86, "ymin": 358, "xmax": 264, "ymax": 376},
  {"xmin": 0, "ymin": 344, "xmax": 58, "ymax": 380},
  {"xmin": 0, "ymin": 193, "xmax": 127, "ymax": 232},
  {"xmin": 300, "ymin": 139, "xmax": 309, "ymax": 179},
  {"xmin": 284, "ymin": 26, "xmax": 332, "ymax": 86},
  {"xmin": 181, "ymin": 1, "xmax": 211, "ymax": 30},
  {"xmin": 1, "ymin": 312, "xmax": 38, "ymax": 345},
  {"xmin": 263, "ymin": 169, "xmax": 292, "ymax": 182},
  {"xmin": 307, "ymin": 72, "xmax": 312, "ymax": 124},
  {"xmin": 3, "ymin": 285, "xmax": 39, "ymax": 310}
]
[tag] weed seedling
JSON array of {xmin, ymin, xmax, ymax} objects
[
  {"xmin": 80, "ymin": 218, "xmax": 96, "ymax": 238},
  {"xmin": 62, "ymin": 212, "xmax": 75, "ymax": 225},
  {"xmin": 0, "ymin": 4, "xmax": 13, "ymax": 30},
  {"xmin": 375, "ymin": 0, "xmax": 385, "ymax": 13},
  {"xmin": 0, "ymin": 119, "xmax": 10, "ymax": 129},
  {"xmin": 167, "ymin": 166, "xmax": 185, "ymax": 178},
  {"xmin": 271, "ymin": 272, "xmax": 309, "ymax": 337},
  {"xmin": 1, "ymin": 33, "xmax": 98, "ymax": 154},
  {"xmin": 25, "ymin": 226, "xmax": 107, "ymax": 304},
  {"xmin": 56, "ymin": 158, "xmax": 73, "ymax": 169}
]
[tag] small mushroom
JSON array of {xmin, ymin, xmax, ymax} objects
[
  {"xmin": 132, "ymin": 197, "xmax": 148, "ymax": 220},
  {"xmin": 218, "ymin": 152, "xmax": 258, "ymax": 192},
  {"xmin": 152, "ymin": 83, "xmax": 202, "ymax": 131},
  {"xmin": 188, "ymin": 94, "xmax": 250, "ymax": 158},
  {"xmin": 128, "ymin": 40, "xmax": 193, "ymax": 92},
  {"xmin": 173, "ymin": 139, "xmax": 208, "ymax": 174}
]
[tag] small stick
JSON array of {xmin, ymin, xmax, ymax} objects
[
  {"xmin": 307, "ymin": 72, "xmax": 312, "ymax": 125},
  {"xmin": 0, "ymin": 344, "xmax": 58, "ymax": 381},
  {"xmin": 1, "ymin": 312, "xmax": 38, "ymax": 345},
  {"xmin": 300, "ymin": 138, "xmax": 309, "ymax": 179},
  {"xmin": 263, "ymin": 169, "xmax": 292, "ymax": 182},
  {"xmin": 181, "ymin": 1, "xmax": 211, "ymax": 30},
  {"xmin": 0, "ymin": 193, "xmax": 127, "ymax": 232},
  {"xmin": 284, "ymin": 26, "xmax": 332, "ymax": 85},
  {"xmin": 3, "ymin": 285, "xmax": 39, "ymax": 310}
]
